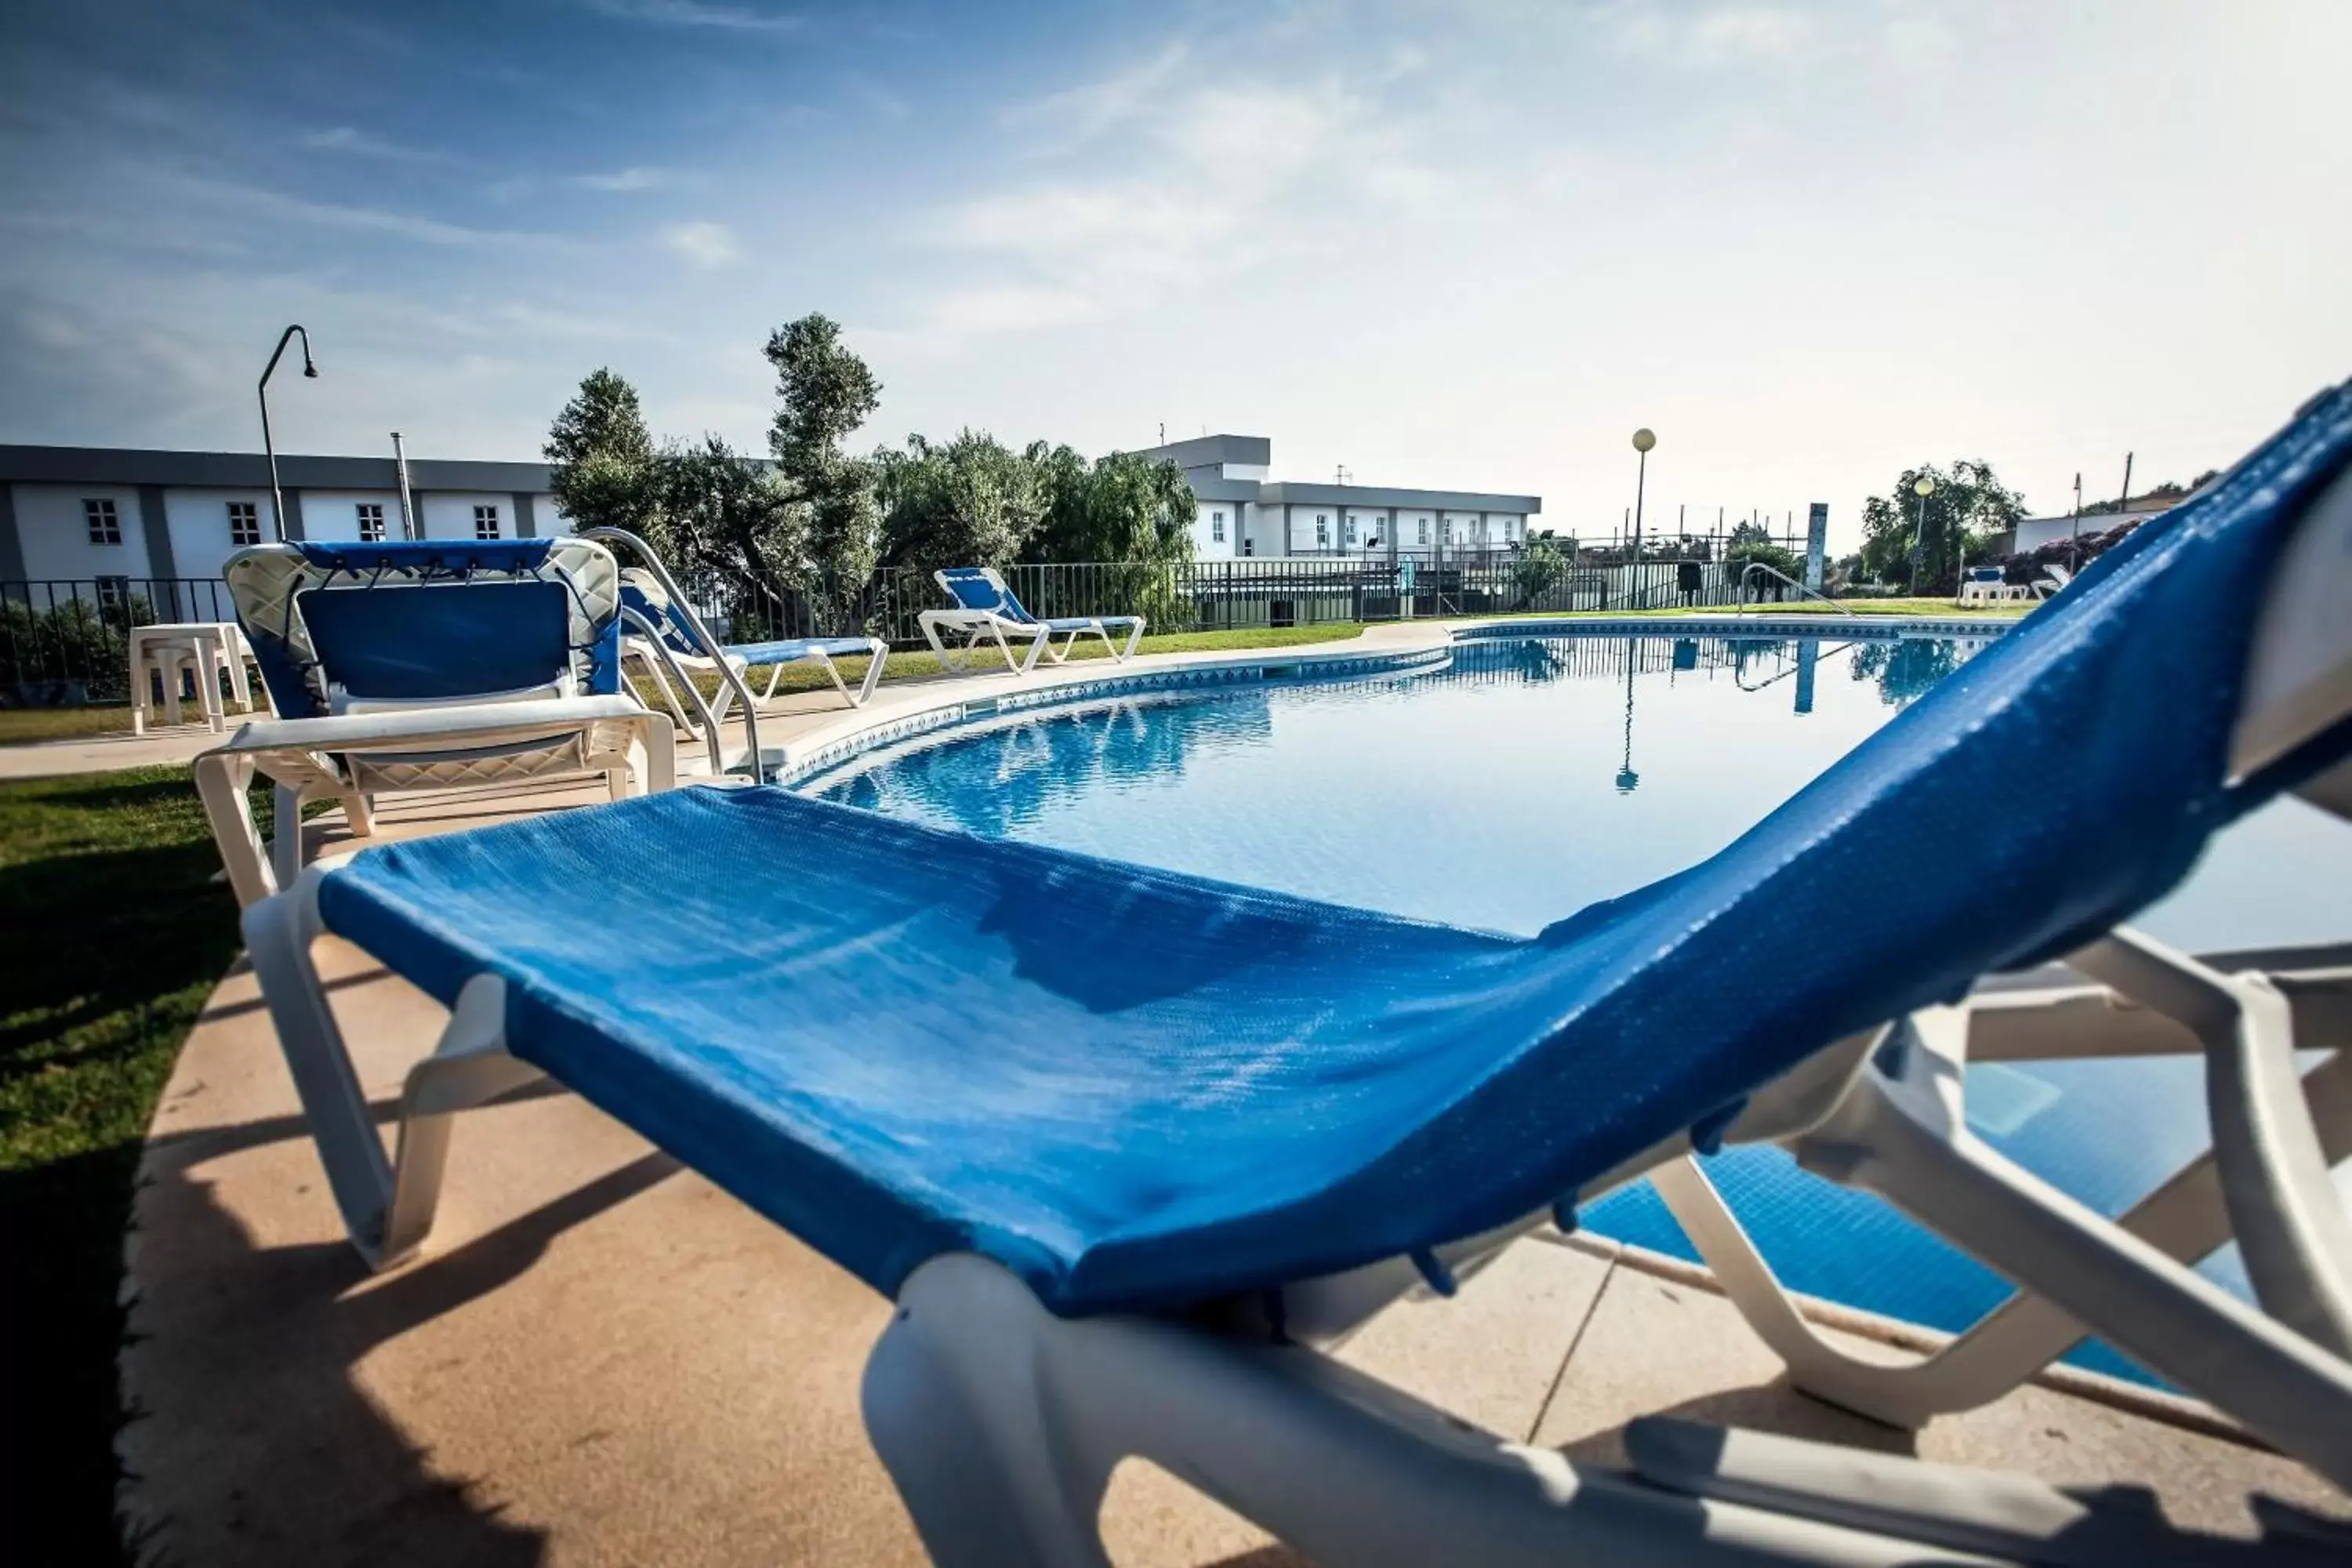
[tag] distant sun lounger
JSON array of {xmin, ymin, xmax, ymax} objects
[{"xmin": 918, "ymin": 565, "xmax": 1145, "ymax": 674}]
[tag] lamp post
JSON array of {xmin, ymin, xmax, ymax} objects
[
  {"xmin": 259, "ymin": 325, "xmax": 318, "ymax": 543},
  {"xmin": 1907, "ymin": 474, "xmax": 1935, "ymax": 595},
  {"xmin": 1629, "ymin": 426, "xmax": 1656, "ymax": 608}
]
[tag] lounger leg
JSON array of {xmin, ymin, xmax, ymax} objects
[
  {"xmin": 244, "ymin": 879, "xmax": 396, "ymax": 1260},
  {"xmin": 341, "ymin": 793, "xmax": 376, "ymax": 838},
  {"xmin": 1017, "ymin": 626, "xmax": 1048, "ymax": 676},
  {"xmin": 868, "ymin": 1254, "xmax": 1990, "ymax": 1568},
  {"xmin": 1662, "ymin": 1044, "xmax": 2352, "ymax": 1429},
  {"xmin": 1795, "ymin": 1007, "xmax": 2352, "ymax": 1490},
  {"xmin": 380, "ymin": 974, "xmax": 543, "ymax": 1265},
  {"xmin": 272, "ymin": 782, "xmax": 304, "ymax": 891},
  {"xmin": 194, "ymin": 751, "xmax": 274, "ymax": 906},
  {"xmin": 131, "ymin": 641, "xmax": 152, "ymax": 735},
  {"xmin": 853, "ymin": 639, "xmax": 887, "ymax": 706},
  {"xmin": 1120, "ymin": 619, "xmax": 1143, "ymax": 660}
]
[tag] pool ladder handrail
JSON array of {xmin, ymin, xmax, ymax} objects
[
  {"xmin": 1736, "ymin": 561, "xmax": 1857, "ymax": 618},
  {"xmin": 579, "ymin": 525, "xmax": 764, "ymax": 779}
]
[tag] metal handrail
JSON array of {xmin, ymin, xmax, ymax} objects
[
  {"xmin": 1736, "ymin": 561, "xmax": 1856, "ymax": 618},
  {"xmin": 579, "ymin": 527, "xmax": 763, "ymax": 779}
]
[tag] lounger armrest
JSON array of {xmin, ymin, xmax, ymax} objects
[{"xmin": 209, "ymin": 695, "xmax": 653, "ymax": 757}]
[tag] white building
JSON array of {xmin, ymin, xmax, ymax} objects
[
  {"xmin": 0, "ymin": 445, "xmax": 572, "ymax": 595},
  {"xmin": 1134, "ymin": 434, "xmax": 1541, "ymax": 560}
]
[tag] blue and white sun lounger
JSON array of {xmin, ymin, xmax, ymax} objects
[
  {"xmin": 918, "ymin": 565, "xmax": 1145, "ymax": 674},
  {"xmin": 617, "ymin": 559, "xmax": 885, "ymax": 717},
  {"xmin": 200, "ymin": 539, "xmax": 673, "ymax": 905},
  {"xmin": 247, "ymin": 387, "xmax": 2352, "ymax": 1565}
]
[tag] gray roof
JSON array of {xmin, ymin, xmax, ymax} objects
[
  {"xmin": 0, "ymin": 444, "xmax": 554, "ymax": 492},
  {"xmin": 1252, "ymin": 481, "xmax": 1540, "ymax": 514},
  {"xmin": 1132, "ymin": 434, "xmax": 1272, "ymax": 471}
]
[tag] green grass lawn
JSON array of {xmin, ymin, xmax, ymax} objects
[
  {"xmin": 0, "ymin": 705, "xmax": 143, "ymax": 745},
  {"xmin": 1, "ymin": 764, "xmax": 257, "ymax": 1565}
]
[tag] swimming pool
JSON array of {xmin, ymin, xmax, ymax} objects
[{"xmin": 809, "ymin": 630, "xmax": 2352, "ymax": 1385}]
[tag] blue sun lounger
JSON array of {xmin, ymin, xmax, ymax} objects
[
  {"xmin": 917, "ymin": 565, "xmax": 1145, "ymax": 674},
  {"xmin": 618, "ymin": 561, "xmax": 885, "ymax": 715},
  {"xmin": 248, "ymin": 386, "xmax": 2352, "ymax": 1564}
]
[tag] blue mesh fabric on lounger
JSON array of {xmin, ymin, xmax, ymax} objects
[
  {"xmin": 939, "ymin": 566, "xmax": 1140, "ymax": 637},
  {"xmin": 314, "ymin": 386, "xmax": 2352, "ymax": 1316}
]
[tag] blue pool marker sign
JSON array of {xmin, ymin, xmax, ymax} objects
[{"xmin": 1804, "ymin": 502, "xmax": 1828, "ymax": 590}]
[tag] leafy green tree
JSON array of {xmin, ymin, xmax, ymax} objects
[
  {"xmin": 1512, "ymin": 534, "xmax": 1569, "ymax": 604},
  {"xmin": 874, "ymin": 430, "xmax": 1047, "ymax": 578},
  {"xmin": 764, "ymin": 314, "xmax": 882, "ymax": 622},
  {"xmin": 1024, "ymin": 448, "xmax": 1196, "ymax": 566},
  {"xmin": 1021, "ymin": 446, "xmax": 1197, "ymax": 628},
  {"xmin": 651, "ymin": 434, "xmax": 804, "ymax": 589},
  {"xmin": 545, "ymin": 368, "xmax": 659, "ymax": 539},
  {"xmin": 1724, "ymin": 521, "xmax": 1803, "ymax": 593},
  {"xmin": 1858, "ymin": 459, "xmax": 2025, "ymax": 594}
]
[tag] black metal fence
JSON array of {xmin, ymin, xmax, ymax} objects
[
  {"xmin": 2, "ymin": 578, "xmax": 241, "ymax": 705},
  {"xmin": 4, "ymin": 550, "xmax": 1824, "ymax": 706}
]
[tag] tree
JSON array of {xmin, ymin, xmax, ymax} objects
[
  {"xmin": 545, "ymin": 369, "xmax": 658, "ymax": 539},
  {"xmin": 1857, "ymin": 459, "xmax": 2025, "ymax": 595},
  {"xmin": 1024, "ymin": 448, "xmax": 1196, "ymax": 567},
  {"xmin": 1724, "ymin": 519, "xmax": 1802, "ymax": 595},
  {"xmin": 874, "ymin": 430, "xmax": 1047, "ymax": 579},
  {"xmin": 1512, "ymin": 534, "xmax": 1569, "ymax": 604},
  {"xmin": 764, "ymin": 314, "xmax": 883, "ymax": 621},
  {"xmin": 651, "ymin": 434, "xmax": 804, "ymax": 589},
  {"xmin": 1022, "ymin": 446, "xmax": 1197, "ymax": 628}
]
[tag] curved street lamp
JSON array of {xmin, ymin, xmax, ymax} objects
[
  {"xmin": 1907, "ymin": 473, "xmax": 1936, "ymax": 593},
  {"xmin": 260, "ymin": 325, "xmax": 318, "ymax": 542}
]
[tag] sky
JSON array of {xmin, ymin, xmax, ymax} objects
[{"xmin": 2, "ymin": 0, "xmax": 2349, "ymax": 550}]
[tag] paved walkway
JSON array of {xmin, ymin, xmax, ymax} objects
[{"xmin": 107, "ymin": 616, "xmax": 2349, "ymax": 1563}]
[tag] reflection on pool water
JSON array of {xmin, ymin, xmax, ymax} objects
[{"xmin": 811, "ymin": 632, "xmax": 2352, "ymax": 1385}]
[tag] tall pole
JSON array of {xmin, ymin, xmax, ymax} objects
[
  {"xmin": 2068, "ymin": 470, "xmax": 2082, "ymax": 564},
  {"xmin": 257, "ymin": 325, "xmax": 318, "ymax": 543},
  {"xmin": 2118, "ymin": 451, "xmax": 2134, "ymax": 515},
  {"xmin": 391, "ymin": 431, "xmax": 419, "ymax": 540},
  {"xmin": 1629, "ymin": 426, "xmax": 1656, "ymax": 606},
  {"xmin": 1908, "ymin": 474, "xmax": 1936, "ymax": 597}
]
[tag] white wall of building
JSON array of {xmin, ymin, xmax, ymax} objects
[
  {"xmin": 162, "ymin": 486, "xmax": 279, "ymax": 581},
  {"xmin": 298, "ymin": 488, "xmax": 411, "ymax": 546},
  {"xmin": 535, "ymin": 494, "xmax": 573, "ymax": 535},
  {"xmin": 1191, "ymin": 500, "xmax": 1242, "ymax": 557},
  {"xmin": 419, "ymin": 492, "xmax": 520, "ymax": 541},
  {"xmin": 12, "ymin": 483, "xmax": 154, "ymax": 579}
]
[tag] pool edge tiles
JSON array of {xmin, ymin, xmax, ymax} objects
[{"xmin": 765, "ymin": 642, "xmax": 1452, "ymax": 786}]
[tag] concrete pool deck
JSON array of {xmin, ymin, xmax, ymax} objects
[{"xmin": 103, "ymin": 610, "xmax": 2350, "ymax": 1563}]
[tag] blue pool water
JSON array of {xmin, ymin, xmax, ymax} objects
[{"xmin": 810, "ymin": 631, "xmax": 2352, "ymax": 1385}]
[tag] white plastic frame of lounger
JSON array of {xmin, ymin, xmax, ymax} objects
[
  {"xmin": 244, "ymin": 456, "xmax": 2352, "ymax": 1563},
  {"xmin": 917, "ymin": 567, "xmax": 1145, "ymax": 676},
  {"xmin": 622, "ymin": 627, "xmax": 886, "ymax": 728},
  {"xmin": 196, "ymin": 696, "xmax": 674, "ymax": 907}
]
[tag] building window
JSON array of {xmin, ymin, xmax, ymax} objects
[
  {"xmin": 1243, "ymin": 538, "xmax": 1254, "ymax": 557},
  {"xmin": 1343, "ymin": 516, "xmax": 1358, "ymax": 546},
  {"xmin": 1316, "ymin": 515, "xmax": 1330, "ymax": 547},
  {"xmin": 1417, "ymin": 517, "xmax": 1430, "ymax": 546},
  {"xmin": 1504, "ymin": 517, "xmax": 1517, "ymax": 541},
  {"xmin": 473, "ymin": 504, "xmax": 501, "ymax": 540},
  {"xmin": 84, "ymin": 498, "xmax": 122, "ymax": 545},
  {"xmin": 1211, "ymin": 510, "xmax": 1225, "ymax": 543},
  {"xmin": 227, "ymin": 500, "xmax": 261, "ymax": 546},
  {"xmin": 95, "ymin": 575, "xmax": 132, "ymax": 615},
  {"xmin": 356, "ymin": 503, "xmax": 387, "ymax": 543},
  {"xmin": 1439, "ymin": 517, "xmax": 1453, "ymax": 543}
]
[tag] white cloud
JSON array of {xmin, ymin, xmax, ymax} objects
[
  {"xmin": 1606, "ymin": 4, "xmax": 1820, "ymax": 67},
  {"xmin": 299, "ymin": 125, "xmax": 457, "ymax": 164},
  {"xmin": 663, "ymin": 220, "xmax": 741, "ymax": 268},
  {"xmin": 1004, "ymin": 42, "xmax": 1191, "ymax": 146},
  {"xmin": 585, "ymin": 0, "xmax": 803, "ymax": 33},
  {"xmin": 572, "ymin": 165, "xmax": 673, "ymax": 192}
]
